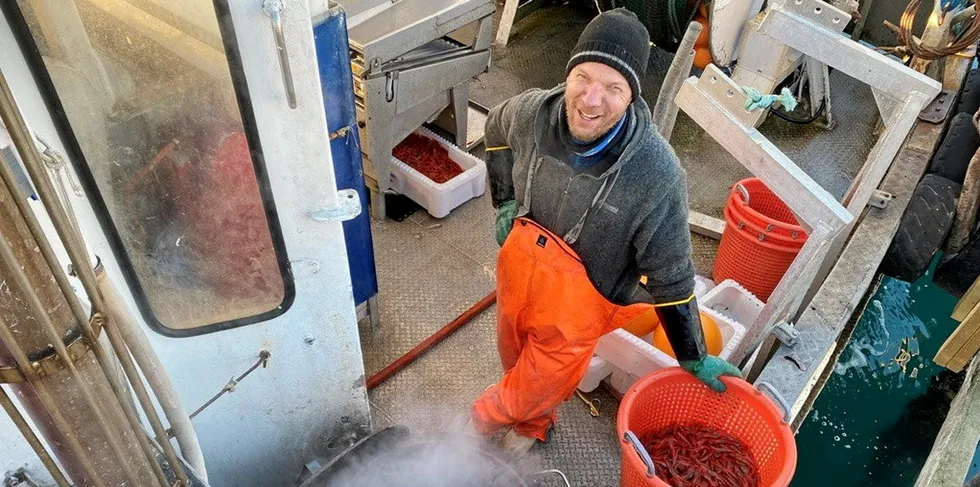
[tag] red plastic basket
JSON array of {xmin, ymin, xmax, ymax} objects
[
  {"xmin": 713, "ymin": 179, "xmax": 809, "ymax": 301},
  {"xmin": 618, "ymin": 368, "xmax": 797, "ymax": 487}
]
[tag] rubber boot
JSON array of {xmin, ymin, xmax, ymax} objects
[{"xmin": 501, "ymin": 429, "xmax": 537, "ymax": 458}]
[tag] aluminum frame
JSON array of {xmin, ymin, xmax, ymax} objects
[{"xmin": 674, "ymin": 0, "xmax": 941, "ymax": 375}]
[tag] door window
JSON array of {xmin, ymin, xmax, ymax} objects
[{"xmin": 8, "ymin": 0, "xmax": 293, "ymax": 335}]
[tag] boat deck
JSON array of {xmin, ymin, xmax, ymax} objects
[{"xmin": 364, "ymin": 3, "xmax": 881, "ymax": 484}]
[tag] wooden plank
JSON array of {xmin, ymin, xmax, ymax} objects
[
  {"xmin": 936, "ymin": 303, "xmax": 980, "ymax": 372},
  {"xmin": 947, "ymin": 148, "xmax": 980, "ymax": 253},
  {"xmin": 914, "ymin": 354, "xmax": 980, "ymax": 487},
  {"xmin": 494, "ymin": 0, "xmax": 520, "ymax": 47},
  {"xmin": 953, "ymin": 277, "xmax": 980, "ymax": 322},
  {"xmin": 949, "ymin": 327, "xmax": 980, "ymax": 372},
  {"xmin": 850, "ymin": 0, "xmax": 875, "ymax": 41},
  {"xmin": 945, "ymin": 51, "xmax": 975, "ymax": 91},
  {"xmin": 754, "ymin": 139, "xmax": 935, "ymax": 426},
  {"xmin": 654, "ymin": 21, "xmax": 701, "ymax": 140},
  {"xmin": 909, "ymin": 2, "xmax": 950, "ymax": 74},
  {"xmin": 688, "ymin": 211, "xmax": 725, "ymax": 240}
]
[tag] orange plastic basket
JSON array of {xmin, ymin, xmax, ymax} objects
[
  {"xmin": 726, "ymin": 197, "xmax": 806, "ymax": 248},
  {"xmin": 727, "ymin": 179, "xmax": 806, "ymax": 240},
  {"xmin": 617, "ymin": 368, "xmax": 797, "ymax": 487},
  {"xmin": 713, "ymin": 179, "xmax": 808, "ymax": 301}
]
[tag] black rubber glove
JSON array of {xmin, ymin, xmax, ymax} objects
[
  {"xmin": 653, "ymin": 298, "xmax": 707, "ymax": 363},
  {"xmin": 656, "ymin": 296, "xmax": 743, "ymax": 392}
]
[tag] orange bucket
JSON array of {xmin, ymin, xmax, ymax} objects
[
  {"xmin": 713, "ymin": 179, "xmax": 808, "ymax": 301},
  {"xmin": 617, "ymin": 368, "xmax": 797, "ymax": 487}
]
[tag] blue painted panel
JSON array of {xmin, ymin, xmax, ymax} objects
[{"xmin": 313, "ymin": 8, "xmax": 378, "ymax": 305}]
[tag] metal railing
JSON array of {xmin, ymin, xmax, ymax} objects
[{"xmin": 0, "ymin": 68, "xmax": 190, "ymax": 487}]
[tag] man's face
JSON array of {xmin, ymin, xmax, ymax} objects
[{"xmin": 564, "ymin": 62, "xmax": 632, "ymax": 143}]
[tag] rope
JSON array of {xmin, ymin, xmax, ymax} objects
[
  {"xmin": 741, "ymin": 86, "xmax": 799, "ymax": 112},
  {"xmin": 883, "ymin": 0, "xmax": 980, "ymax": 60}
]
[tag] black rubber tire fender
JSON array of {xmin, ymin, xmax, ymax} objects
[
  {"xmin": 929, "ymin": 112, "xmax": 979, "ymax": 185},
  {"xmin": 881, "ymin": 174, "xmax": 962, "ymax": 282},
  {"xmin": 934, "ymin": 226, "xmax": 980, "ymax": 297},
  {"xmin": 618, "ymin": 0, "xmax": 690, "ymax": 52},
  {"xmin": 956, "ymin": 68, "xmax": 980, "ymax": 116}
]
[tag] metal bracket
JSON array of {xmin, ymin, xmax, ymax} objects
[
  {"xmin": 776, "ymin": 0, "xmax": 852, "ymax": 33},
  {"xmin": 918, "ymin": 90, "xmax": 956, "ymax": 124},
  {"xmin": 772, "ymin": 321, "xmax": 800, "ymax": 347},
  {"xmin": 0, "ymin": 313, "xmax": 105, "ymax": 384},
  {"xmin": 3, "ymin": 468, "xmax": 40, "ymax": 487},
  {"xmin": 310, "ymin": 189, "xmax": 362, "ymax": 222},
  {"xmin": 698, "ymin": 64, "xmax": 766, "ymax": 128},
  {"xmin": 869, "ymin": 189, "xmax": 893, "ymax": 209}
]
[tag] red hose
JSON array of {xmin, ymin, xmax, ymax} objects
[{"xmin": 366, "ymin": 291, "xmax": 497, "ymax": 390}]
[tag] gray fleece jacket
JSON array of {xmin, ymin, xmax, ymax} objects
[{"xmin": 486, "ymin": 86, "xmax": 695, "ymax": 304}]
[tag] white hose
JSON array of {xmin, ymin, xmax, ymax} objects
[{"xmin": 95, "ymin": 268, "xmax": 209, "ymax": 482}]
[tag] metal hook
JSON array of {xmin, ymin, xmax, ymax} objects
[{"xmin": 530, "ymin": 469, "xmax": 571, "ymax": 487}]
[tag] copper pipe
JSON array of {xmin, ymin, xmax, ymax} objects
[
  {"xmin": 0, "ymin": 142, "xmax": 169, "ymax": 485},
  {"xmin": 0, "ymin": 232, "xmax": 146, "ymax": 486},
  {"xmin": 0, "ymin": 314, "xmax": 107, "ymax": 487},
  {"xmin": 0, "ymin": 124, "xmax": 88, "ymax": 322},
  {"xmin": 0, "ymin": 96, "xmax": 88, "ymax": 337},
  {"xmin": 0, "ymin": 386, "xmax": 71, "ymax": 487},
  {"xmin": 367, "ymin": 291, "xmax": 497, "ymax": 390},
  {"xmin": 0, "ymin": 69, "xmax": 183, "ymax": 485}
]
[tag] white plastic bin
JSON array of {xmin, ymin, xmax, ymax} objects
[
  {"xmin": 700, "ymin": 279, "xmax": 765, "ymax": 326},
  {"xmin": 389, "ymin": 127, "xmax": 487, "ymax": 218},
  {"xmin": 580, "ymin": 307, "xmax": 747, "ymax": 395},
  {"xmin": 579, "ymin": 356, "xmax": 614, "ymax": 393},
  {"xmin": 694, "ymin": 274, "xmax": 717, "ymax": 300}
]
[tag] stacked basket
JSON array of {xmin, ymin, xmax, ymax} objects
[{"xmin": 713, "ymin": 178, "xmax": 808, "ymax": 302}]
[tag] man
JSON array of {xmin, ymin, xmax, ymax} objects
[{"xmin": 468, "ymin": 9, "xmax": 742, "ymax": 456}]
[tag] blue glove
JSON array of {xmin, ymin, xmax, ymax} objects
[
  {"xmin": 679, "ymin": 355, "xmax": 743, "ymax": 392},
  {"xmin": 495, "ymin": 200, "xmax": 518, "ymax": 246}
]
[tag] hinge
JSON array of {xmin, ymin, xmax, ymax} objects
[
  {"xmin": 310, "ymin": 189, "xmax": 362, "ymax": 222},
  {"xmin": 772, "ymin": 320, "xmax": 800, "ymax": 347}
]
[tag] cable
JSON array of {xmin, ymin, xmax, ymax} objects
[
  {"xmin": 885, "ymin": 0, "xmax": 980, "ymax": 60},
  {"xmin": 771, "ymin": 100, "xmax": 827, "ymax": 124}
]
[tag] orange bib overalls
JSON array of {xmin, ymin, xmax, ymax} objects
[{"xmin": 471, "ymin": 155, "xmax": 659, "ymax": 441}]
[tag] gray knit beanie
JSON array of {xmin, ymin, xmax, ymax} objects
[{"xmin": 566, "ymin": 8, "xmax": 651, "ymax": 99}]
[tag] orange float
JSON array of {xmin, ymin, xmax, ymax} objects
[{"xmin": 652, "ymin": 312, "xmax": 723, "ymax": 357}]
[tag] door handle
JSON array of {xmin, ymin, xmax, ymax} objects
[{"xmin": 263, "ymin": 0, "xmax": 297, "ymax": 109}]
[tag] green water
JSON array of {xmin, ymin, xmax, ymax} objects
[{"xmin": 792, "ymin": 260, "xmax": 966, "ymax": 487}]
